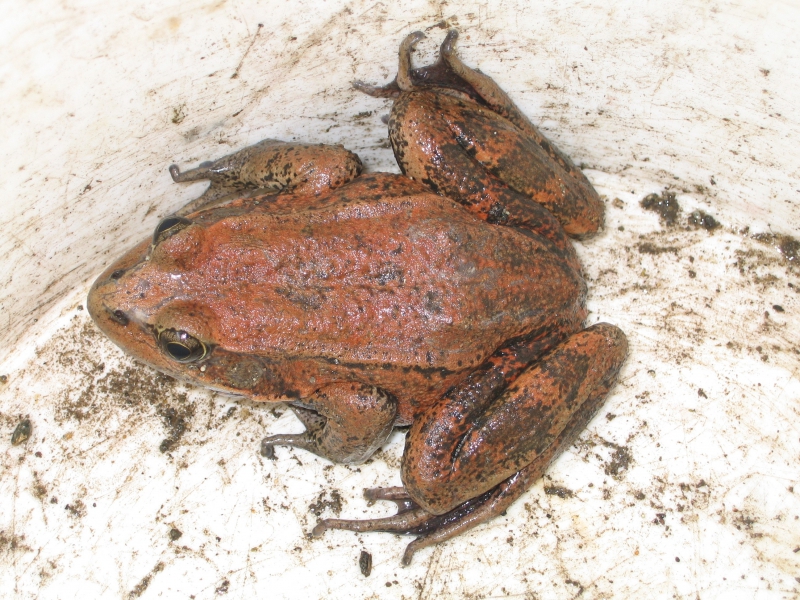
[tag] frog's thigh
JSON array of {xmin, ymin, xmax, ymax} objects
[
  {"xmin": 261, "ymin": 382, "xmax": 396, "ymax": 465},
  {"xmin": 402, "ymin": 323, "xmax": 628, "ymax": 515}
]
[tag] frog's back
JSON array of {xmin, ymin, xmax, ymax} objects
[{"xmin": 189, "ymin": 173, "xmax": 586, "ymax": 374}]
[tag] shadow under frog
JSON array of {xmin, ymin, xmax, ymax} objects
[{"xmin": 87, "ymin": 30, "xmax": 627, "ymax": 565}]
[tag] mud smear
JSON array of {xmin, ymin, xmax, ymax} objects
[
  {"xmin": 128, "ymin": 561, "xmax": 164, "ymax": 598},
  {"xmin": 752, "ymin": 232, "xmax": 800, "ymax": 263}
]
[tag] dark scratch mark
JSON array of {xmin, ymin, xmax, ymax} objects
[{"xmin": 231, "ymin": 24, "xmax": 264, "ymax": 79}]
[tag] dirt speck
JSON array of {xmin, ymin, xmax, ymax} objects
[
  {"xmin": 0, "ymin": 531, "xmax": 32, "ymax": 554},
  {"xmin": 637, "ymin": 242, "xmax": 678, "ymax": 255},
  {"xmin": 159, "ymin": 404, "xmax": 195, "ymax": 453},
  {"xmin": 308, "ymin": 489, "xmax": 343, "ymax": 517},
  {"xmin": 171, "ymin": 105, "xmax": 186, "ymax": 124},
  {"xmin": 32, "ymin": 477, "xmax": 48, "ymax": 500},
  {"xmin": 359, "ymin": 550, "xmax": 372, "ymax": 576},
  {"xmin": 603, "ymin": 442, "xmax": 632, "ymax": 478},
  {"xmin": 65, "ymin": 499, "xmax": 86, "ymax": 519},
  {"xmin": 641, "ymin": 191, "xmax": 681, "ymax": 226},
  {"xmin": 752, "ymin": 233, "xmax": 800, "ymax": 263},
  {"xmin": 688, "ymin": 210, "xmax": 720, "ymax": 231},
  {"xmin": 11, "ymin": 418, "xmax": 31, "ymax": 445},
  {"xmin": 544, "ymin": 485, "xmax": 575, "ymax": 499},
  {"xmin": 215, "ymin": 578, "xmax": 230, "ymax": 595}
]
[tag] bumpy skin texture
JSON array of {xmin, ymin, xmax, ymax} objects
[
  {"xmin": 89, "ymin": 172, "xmax": 588, "ymax": 418},
  {"xmin": 169, "ymin": 140, "xmax": 363, "ymax": 216},
  {"xmin": 87, "ymin": 31, "xmax": 628, "ymax": 565}
]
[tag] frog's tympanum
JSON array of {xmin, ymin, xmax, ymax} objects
[{"xmin": 88, "ymin": 31, "xmax": 627, "ymax": 564}]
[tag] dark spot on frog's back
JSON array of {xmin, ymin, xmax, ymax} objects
[
  {"xmin": 375, "ymin": 263, "xmax": 404, "ymax": 285},
  {"xmin": 424, "ymin": 291, "xmax": 443, "ymax": 314},
  {"xmin": 274, "ymin": 287, "xmax": 325, "ymax": 310}
]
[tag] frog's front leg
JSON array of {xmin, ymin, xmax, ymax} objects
[
  {"xmin": 169, "ymin": 140, "xmax": 362, "ymax": 216},
  {"xmin": 260, "ymin": 383, "xmax": 397, "ymax": 465},
  {"xmin": 314, "ymin": 323, "xmax": 628, "ymax": 563}
]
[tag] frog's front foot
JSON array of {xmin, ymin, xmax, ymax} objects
[
  {"xmin": 168, "ymin": 162, "xmax": 211, "ymax": 184},
  {"xmin": 259, "ymin": 384, "xmax": 397, "ymax": 465}
]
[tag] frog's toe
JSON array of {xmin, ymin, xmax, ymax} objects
[
  {"xmin": 352, "ymin": 80, "xmax": 401, "ymax": 98},
  {"xmin": 311, "ymin": 505, "xmax": 433, "ymax": 537},
  {"xmin": 439, "ymin": 28, "xmax": 459, "ymax": 58},
  {"xmin": 259, "ymin": 432, "xmax": 311, "ymax": 460},
  {"xmin": 169, "ymin": 163, "xmax": 211, "ymax": 183},
  {"xmin": 364, "ymin": 486, "xmax": 419, "ymax": 513},
  {"xmin": 259, "ymin": 438, "xmax": 275, "ymax": 459},
  {"xmin": 396, "ymin": 31, "xmax": 425, "ymax": 91}
]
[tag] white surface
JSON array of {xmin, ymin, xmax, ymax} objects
[{"xmin": 1, "ymin": 1, "xmax": 799, "ymax": 598}]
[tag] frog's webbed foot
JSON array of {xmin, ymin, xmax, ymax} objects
[
  {"xmin": 312, "ymin": 475, "xmax": 528, "ymax": 566},
  {"xmin": 353, "ymin": 31, "xmax": 425, "ymax": 98},
  {"xmin": 355, "ymin": 31, "xmax": 484, "ymax": 102},
  {"xmin": 260, "ymin": 384, "xmax": 397, "ymax": 465}
]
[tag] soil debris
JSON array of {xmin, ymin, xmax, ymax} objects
[
  {"xmin": 641, "ymin": 191, "xmax": 681, "ymax": 226},
  {"xmin": 637, "ymin": 242, "xmax": 679, "ymax": 255},
  {"xmin": 688, "ymin": 210, "xmax": 720, "ymax": 231},
  {"xmin": 308, "ymin": 490, "xmax": 343, "ymax": 517},
  {"xmin": 752, "ymin": 232, "xmax": 800, "ymax": 263},
  {"xmin": 359, "ymin": 550, "xmax": 372, "ymax": 577},
  {"xmin": 11, "ymin": 418, "xmax": 31, "ymax": 445},
  {"xmin": 544, "ymin": 485, "xmax": 575, "ymax": 499}
]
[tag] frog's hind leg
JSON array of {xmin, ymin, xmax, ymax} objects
[
  {"xmin": 169, "ymin": 140, "xmax": 363, "ymax": 216},
  {"xmin": 313, "ymin": 323, "xmax": 628, "ymax": 564},
  {"xmin": 437, "ymin": 30, "xmax": 600, "ymax": 202},
  {"xmin": 389, "ymin": 85, "xmax": 603, "ymax": 238}
]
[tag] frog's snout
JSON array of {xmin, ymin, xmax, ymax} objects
[{"xmin": 87, "ymin": 270, "xmax": 130, "ymax": 334}]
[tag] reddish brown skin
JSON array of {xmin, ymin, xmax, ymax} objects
[
  {"xmin": 88, "ymin": 31, "xmax": 628, "ymax": 564},
  {"xmin": 89, "ymin": 172, "xmax": 587, "ymax": 422}
]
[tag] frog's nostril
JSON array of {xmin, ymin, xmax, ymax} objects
[
  {"xmin": 109, "ymin": 309, "xmax": 129, "ymax": 326},
  {"xmin": 110, "ymin": 269, "xmax": 125, "ymax": 280}
]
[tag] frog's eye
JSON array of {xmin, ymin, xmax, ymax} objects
[
  {"xmin": 153, "ymin": 216, "xmax": 192, "ymax": 246},
  {"xmin": 158, "ymin": 328, "xmax": 207, "ymax": 363}
]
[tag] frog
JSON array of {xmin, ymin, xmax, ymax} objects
[{"xmin": 87, "ymin": 30, "xmax": 627, "ymax": 565}]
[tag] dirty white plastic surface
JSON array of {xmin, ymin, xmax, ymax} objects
[{"xmin": 1, "ymin": 1, "xmax": 799, "ymax": 598}]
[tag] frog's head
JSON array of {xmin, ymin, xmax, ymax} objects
[{"xmin": 87, "ymin": 216, "xmax": 305, "ymax": 401}]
